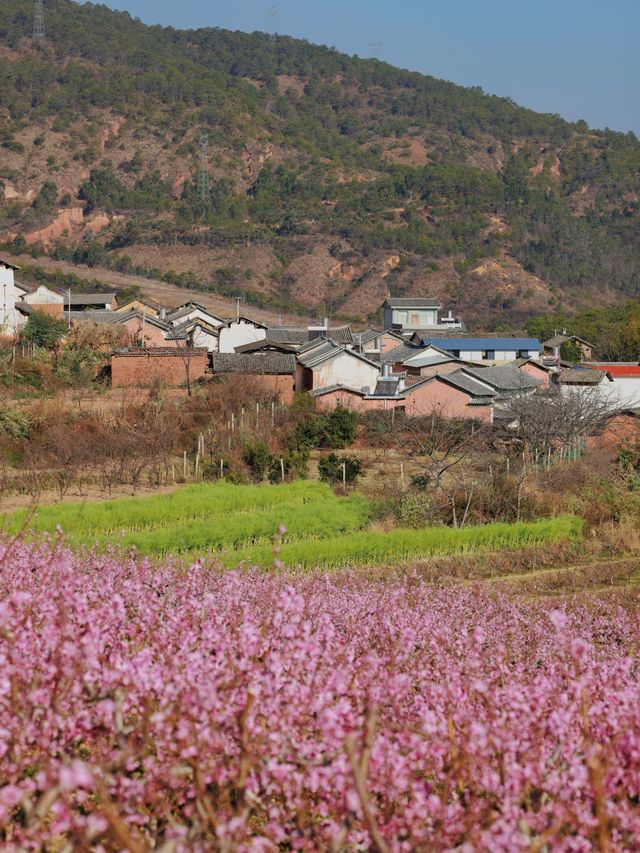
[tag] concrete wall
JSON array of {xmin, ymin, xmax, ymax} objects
[
  {"xmin": 0, "ymin": 262, "xmax": 18, "ymax": 336},
  {"xmin": 111, "ymin": 349, "xmax": 208, "ymax": 387},
  {"xmin": 404, "ymin": 379, "xmax": 493, "ymax": 422},
  {"xmin": 218, "ymin": 320, "xmax": 266, "ymax": 353}
]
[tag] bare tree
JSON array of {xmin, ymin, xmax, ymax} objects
[
  {"xmin": 507, "ymin": 385, "xmax": 627, "ymax": 459},
  {"xmin": 400, "ymin": 411, "xmax": 488, "ymax": 528}
]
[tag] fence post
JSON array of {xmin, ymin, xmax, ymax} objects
[
  {"xmin": 342, "ymin": 462, "xmax": 346, "ymax": 492},
  {"xmin": 400, "ymin": 462, "xmax": 405, "ymax": 492},
  {"xmin": 220, "ymin": 458, "xmax": 224, "ymax": 479},
  {"xmin": 183, "ymin": 451, "xmax": 187, "ymax": 481},
  {"xmin": 280, "ymin": 457, "xmax": 285, "ymax": 483}
]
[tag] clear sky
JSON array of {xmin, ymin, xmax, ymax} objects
[{"xmin": 98, "ymin": 0, "xmax": 640, "ymax": 135}]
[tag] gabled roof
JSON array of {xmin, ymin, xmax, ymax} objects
[
  {"xmin": 309, "ymin": 384, "xmax": 367, "ymax": 398},
  {"xmin": 543, "ymin": 334, "xmax": 595, "ymax": 349},
  {"xmin": 168, "ymin": 303, "xmax": 224, "ymax": 324},
  {"xmin": 353, "ymin": 328, "xmax": 383, "ymax": 346},
  {"xmin": 71, "ymin": 310, "xmax": 121, "ymax": 325},
  {"xmin": 461, "ymin": 365, "xmax": 541, "ymax": 392},
  {"xmin": 234, "ymin": 340, "xmax": 298, "ymax": 354},
  {"xmin": 380, "ymin": 343, "xmax": 424, "ymax": 364},
  {"xmin": 308, "ymin": 325, "xmax": 354, "ymax": 345},
  {"xmin": 218, "ymin": 316, "xmax": 268, "ymax": 330},
  {"xmin": 557, "ymin": 367, "xmax": 611, "ymax": 385},
  {"xmin": 112, "ymin": 309, "xmax": 172, "ymax": 331},
  {"xmin": 511, "ymin": 357, "xmax": 554, "ymax": 372},
  {"xmin": 266, "ymin": 327, "xmax": 310, "ymax": 346},
  {"xmin": 13, "ymin": 279, "xmax": 36, "ymax": 294},
  {"xmin": 297, "ymin": 340, "xmax": 378, "ymax": 370},
  {"xmin": 404, "ymin": 370, "xmax": 496, "ymax": 400},
  {"xmin": 68, "ymin": 292, "xmax": 116, "ymax": 306},
  {"xmin": 211, "ymin": 353, "xmax": 296, "ymax": 375},
  {"xmin": 115, "ymin": 296, "xmax": 166, "ymax": 313},
  {"xmin": 0, "ymin": 257, "xmax": 20, "ymax": 270},
  {"xmin": 383, "ymin": 297, "xmax": 441, "ymax": 309},
  {"xmin": 422, "ymin": 337, "xmax": 541, "ymax": 351}
]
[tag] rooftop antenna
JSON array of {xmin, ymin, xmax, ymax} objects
[
  {"xmin": 33, "ymin": 0, "xmax": 46, "ymax": 41},
  {"xmin": 369, "ymin": 40, "xmax": 383, "ymax": 58},
  {"xmin": 267, "ymin": 5, "xmax": 278, "ymax": 41},
  {"xmin": 197, "ymin": 133, "xmax": 210, "ymax": 207}
]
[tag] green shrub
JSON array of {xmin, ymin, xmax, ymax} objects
[{"xmin": 318, "ymin": 452, "xmax": 363, "ymax": 485}]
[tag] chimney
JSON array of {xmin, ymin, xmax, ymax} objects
[
  {"xmin": 381, "ymin": 362, "xmax": 392, "ymax": 378},
  {"xmin": 159, "ymin": 307, "xmax": 167, "ymax": 321},
  {"xmin": 323, "ymin": 316, "xmax": 329, "ymax": 329}
]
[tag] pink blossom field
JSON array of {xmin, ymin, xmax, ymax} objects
[{"xmin": 1, "ymin": 539, "xmax": 639, "ymax": 851}]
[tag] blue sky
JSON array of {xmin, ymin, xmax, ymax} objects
[{"xmin": 99, "ymin": 0, "xmax": 640, "ymax": 135}]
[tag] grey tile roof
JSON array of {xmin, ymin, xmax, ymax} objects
[
  {"xmin": 543, "ymin": 334, "xmax": 595, "ymax": 348},
  {"xmin": 168, "ymin": 304, "xmax": 224, "ymax": 323},
  {"xmin": 68, "ymin": 292, "xmax": 116, "ymax": 305},
  {"xmin": 308, "ymin": 325, "xmax": 354, "ymax": 345},
  {"xmin": 405, "ymin": 370, "xmax": 496, "ymax": 399},
  {"xmin": 353, "ymin": 328, "xmax": 382, "ymax": 346},
  {"xmin": 266, "ymin": 328, "xmax": 310, "ymax": 345},
  {"xmin": 380, "ymin": 343, "xmax": 424, "ymax": 364},
  {"xmin": 0, "ymin": 256, "xmax": 20, "ymax": 270},
  {"xmin": 297, "ymin": 339, "xmax": 343, "ymax": 368},
  {"xmin": 462, "ymin": 365, "xmax": 541, "ymax": 392},
  {"xmin": 71, "ymin": 310, "xmax": 120, "ymax": 325},
  {"xmin": 383, "ymin": 297, "xmax": 441, "ymax": 308},
  {"xmin": 211, "ymin": 353, "xmax": 296, "ymax": 375},
  {"xmin": 556, "ymin": 367, "xmax": 607, "ymax": 385},
  {"xmin": 309, "ymin": 384, "xmax": 366, "ymax": 397}
]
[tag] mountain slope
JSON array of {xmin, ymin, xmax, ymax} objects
[{"xmin": 1, "ymin": 0, "xmax": 639, "ymax": 326}]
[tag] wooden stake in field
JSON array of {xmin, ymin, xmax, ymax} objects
[
  {"xmin": 171, "ymin": 464, "xmax": 175, "ymax": 484},
  {"xmin": 220, "ymin": 458, "xmax": 224, "ymax": 479},
  {"xmin": 195, "ymin": 453, "xmax": 200, "ymax": 480},
  {"xmin": 271, "ymin": 401, "xmax": 275, "ymax": 428},
  {"xmin": 183, "ymin": 451, "xmax": 187, "ymax": 481},
  {"xmin": 256, "ymin": 402, "xmax": 260, "ymax": 426},
  {"xmin": 280, "ymin": 457, "xmax": 285, "ymax": 483},
  {"xmin": 231, "ymin": 413, "xmax": 235, "ymax": 433},
  {"xmin": 342, "ymin": 462, "xmax": 347, "ymax": 492},
  {"xmin": 400, "ymin": 462, "xmax": 405, "ymax": 492}
]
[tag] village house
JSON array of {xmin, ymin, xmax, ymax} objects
[
  {"xmin": 421, "ymin": 336, "xmax": 542, "ymax": 363},
  {"xmin": 382, "ymin": 298, "xmax": 463, "ymax": 334},
  {"xmin": 67, "ymin": 292, "xmax": 118, "ymax": 312},
  {"xmin": 352, "ymin": 328, "xmax": 404, "ymax": 358},
  {"xmin": 210, "ymin": 352, "xmax": 297, "ymax": 403},
  {"xmin": 217, "ymin": 317, "xmax": 267, "ymax": 353},
  {"xmin": 580, "ymin": 363, "xmax": 640, "ymax": 408},
  {"xmin": 543, "ymin": 332, "xmax": 595, "ymax": 362},
  {"xmin": 14, "ymin": 281, "xmax": 65, "ymax": 319},
  {"xmin": 296, "ymin": 339, "xmax": 380, "ymax": 392},
  {"xmin": 167, "ymin": 302, "xmax": 225, "ymax": 329},
  {"xmin": 402, "ymin": 372, "xmax": 495, "ymax": 421},
  {"xmin": 0, "ymin": 257, "xmax": 20, "ymax": 336},
  {"xmin": 111, "ymin": 347, "xmax": 208, "ymax": 388},
  {"xmin": 114, "ymin": 297, "xmax": 167, "ymax": 318}
]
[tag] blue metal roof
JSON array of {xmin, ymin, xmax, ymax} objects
[{"xmin": 422, "ymin": 337, "xmax": 541, "ymax": 351}]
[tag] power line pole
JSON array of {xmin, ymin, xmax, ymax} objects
[
  {"xmin": 33, "ymin": 0, "xmax": 46, "ymax": 41},
  {"xmin": 197, "ymin": 133, "xmax": 210, "ymax": 207}
]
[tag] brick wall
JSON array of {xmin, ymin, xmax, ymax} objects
[{"xmin": 111, "ymin": 348, "xmax": 208, "ymax": 387}]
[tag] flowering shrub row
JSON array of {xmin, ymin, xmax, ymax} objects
[{"xmin": 0, "ymin": 537, "xmax": 639, "ymax": 850}]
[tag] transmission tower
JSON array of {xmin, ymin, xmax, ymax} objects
[
  {"xmin": 369, "ymin": 40, "xmax": 383, "ymax": 58},
  {"xmin": 197, "ymin": 134, "xmax": 210, "ymax": 206},
  {"xmin": 33, "ymin": 0, "xmax": 46, "ymax": 41}
]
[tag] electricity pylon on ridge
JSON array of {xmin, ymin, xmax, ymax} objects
[
  {"xmin": 33, "ymin": 0, "xmax": 46, "ymax": 41},
  {"xmin": 197, "ymin": 134, "xmax": 210, "ymax": 206}
]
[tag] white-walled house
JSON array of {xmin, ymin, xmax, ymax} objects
[
  {"xmin": 586, "ymin": 364, "xmax": 640, "ymax": 408},
  {"xmin": 168, "ymin": 303, "xmax": 225, "ymax": 329},
  {"xmin": 296, "ymin": 340, "xmax": 380, "ymax": 392},
  {"xmin": 0, "ymin": 257, "xmax": 20, "ymax": 337},
  {"xmin": 219, "ymin": 317, "xmax": 267, "ymax": 353}
]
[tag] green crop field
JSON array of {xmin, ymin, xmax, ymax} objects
[{"xmin": 3, "ymin": 481, "xmax": 582, "ymax": 569}]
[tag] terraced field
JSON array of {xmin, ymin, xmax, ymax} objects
[{"xmin": 4, "ymin": 481, "xmax": 582, "ymax": 570}]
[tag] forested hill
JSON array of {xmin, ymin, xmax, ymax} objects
[{"xmin": 1, "ymin": 0, "xmax": 639, "ymax": 325}]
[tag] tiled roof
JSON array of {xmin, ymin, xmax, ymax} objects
[
  {"xmin": 543, "ymin": 334, "xmax": 594, "ymax": 348},
  {"xmin": 405, "ymin": 370, "xmax": 496, "ymax": 399},
  {"xmin": 68, "ymin": 292, "xmax": 116, "ymax": 305},
  {"xmin": 380, "ymin": 343, "xmax": 424, "ymax": 364},
  {"xmin": 462, "ymin": 365, "xmax": 541, "ymax": 392},
  {"xmin": 72, "ymin": 310, "xmax": 120, "ymax": 325},
  {"xmin": 297, "ymin": 340, "xmax": 378, "ymax": 370},
  {"xmin": 309, "ymin": 384, "xmax": 366, "ymax": 398},
  {"xmin": 266, "ymin": 328, "xmax": 310, "ymax": 345},
  {"xmin": 353, "ymin": 328, "xmax": 382, "ymax": 346},
  {"xmin": 111, "ymin": 308, "xmax": 171, "ymax": 330},
  {"xmin": 557, "ymin": 367, "xmax": 608, "ymax": 385},
  {"xmin": 308, "ymin": 325, "xmax": 354, "ymax": 345},
  {"xmin": 113, "ymin": 347, "xmax": 207, "ymax": 357},
  {"xmin": 0, "ymin": 256, "xmax": 20, "ymax": 270},
  {"xmin": 211, "ymin": 353, "xmax": 296, "ymax": 375},
  {"xmin": 168, "ymin": 304, "xmax": 224, "ymax": 323},
  {"xmin": 383, "ymin": 297, "xmax": 441, "ymax": 308}
]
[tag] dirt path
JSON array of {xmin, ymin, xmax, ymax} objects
[{"xmin": 6, "ymin": 253, "xmax": 312, "ymax": 326}]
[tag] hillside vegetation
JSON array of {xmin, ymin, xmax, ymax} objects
[{"xmin": 1, "ymin": 0, "xmax": 639, "ymax": 323}]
